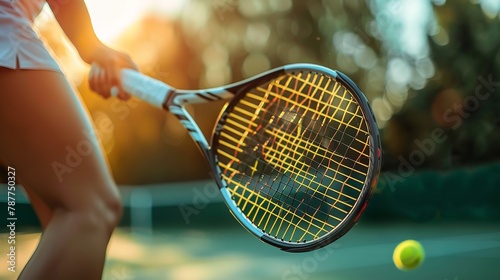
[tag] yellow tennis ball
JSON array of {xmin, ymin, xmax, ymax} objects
[{"xmin": 393, "ymin": 240, "xmax": 425, "ymax": 271}]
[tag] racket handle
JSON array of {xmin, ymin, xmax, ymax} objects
[{"xmin": 111, "ymin": 68, "xmax": 172, "ymax": 108}]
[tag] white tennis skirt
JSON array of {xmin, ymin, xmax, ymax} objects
[{"xmin": 0, "ymin": 0, "xmax": 61, "ymax": 72}]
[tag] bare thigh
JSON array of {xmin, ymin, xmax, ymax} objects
[{"xmin": 0, "ymin": 68, "xmax": 120, "ymax": 215}]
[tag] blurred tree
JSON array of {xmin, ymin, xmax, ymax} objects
[
  {"xmin": 383, "ymin": 0, "xmax": 500, "ymax": 170},
  {"xmin": 35, "ymin": 0, "xmax": 500, "ymax": 185}
]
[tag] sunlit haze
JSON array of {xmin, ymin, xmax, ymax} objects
[
  {"xmin": 38, "ymin": 0, "xmax": 187, "ymax": 43},
  {"xmin": 26, "ymin": 0, "xmax": 500, "ymax": 183},
  {"xmin": 85, "ymin": 0, "xmax": 187, "ymax": 42}
]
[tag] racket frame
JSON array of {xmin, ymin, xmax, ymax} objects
[{"xmin": 121, "ymin": 63, "xmax": 381, "ymax": 252}]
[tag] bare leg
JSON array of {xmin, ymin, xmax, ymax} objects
[
  {"xmin": 1, "ymin": 152, "xmax": 52, "ymax": 229},
  {"xmin": 0, "ymin": 68, "xmax": 122, "ymax": 280},
  {"xmin": 23, "ymin": 187, "xmax": 53, "ymax": 229}
]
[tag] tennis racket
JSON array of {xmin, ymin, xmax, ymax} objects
[{"xmin": 104, "ymin": 63, "xmax": 381, "ymax": 252}]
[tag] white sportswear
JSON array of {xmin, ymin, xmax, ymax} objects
[{"xmin": 0, "ymin": 0, "xmax": 61, "ymax": 72}]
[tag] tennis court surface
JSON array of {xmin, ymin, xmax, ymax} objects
[{"xmin": 1, "ymin": 179, "xmax": 499, "ymax": 280}]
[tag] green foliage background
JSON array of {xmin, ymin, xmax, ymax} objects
[{"xmin": 30, "ymin": 0, "xmax": 500, "ymax": 221}]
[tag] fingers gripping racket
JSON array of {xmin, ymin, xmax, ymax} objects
[{"xmin": 108, "ymin": 63, "xmax": 381, "ymax": 252}]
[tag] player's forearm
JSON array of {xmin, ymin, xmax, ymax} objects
[{"xmin": 47, "ymin": 0, "xmax": 102, "ymax": 64}]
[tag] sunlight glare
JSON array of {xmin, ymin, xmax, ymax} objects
[{"xmin": 85, "ymin": 0, "xmax": 188, "ymax": 43}]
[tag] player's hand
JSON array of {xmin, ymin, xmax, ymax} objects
[{"xmin": 88, "ymin": 45, "xmax": 138, "ymax": 100}]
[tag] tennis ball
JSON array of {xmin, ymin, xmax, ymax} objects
[{"xmin": 392, "ymin": 240, "xmax": 425, "ymax": 271}]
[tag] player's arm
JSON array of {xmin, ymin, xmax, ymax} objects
[
  {"xmin": 47, "ymin": 0, "xmax": 101, "ymax": 64},
  {"xmin": 47, "ymin": 0, "xmax": 137, "ymax": 99}
]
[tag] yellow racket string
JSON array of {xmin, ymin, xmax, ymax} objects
[
  {"xmin": 258, "ymin": 77, "xmax": 369, "ymax": 134},
  {"xmin": 222, "ymin": 172, "xmax": 337, "ymax": 242},
  {"xmin": 219, "ymin": 162, "xmax": 349, "ymax": 217},
  {"xmin": 222, "ymin": 74, "xmax": 364, "ymax": 238},
  {"xmin": 217, "ymin": 72, "xmax": 370, "ymax": 242},
  {"xmin": 223, "ymin": 112, "xmax": 369, "ymax": 175},
  {"xmin": 217, "ymin": 131, "xmax": 360, "ymax": 209},
  {"xmin": 222, "ymin": 174, "xmax": 336, "ymax": 232}
]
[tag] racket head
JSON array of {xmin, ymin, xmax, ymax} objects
[{"xmin": 210, "ymin": 64, "xmax": 381, "ymax": 252}]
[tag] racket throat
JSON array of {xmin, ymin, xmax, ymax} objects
[
  {"xmin": 161, "ymin": 89, "xmax": 177, "ymax": 111},
  {"xmin": 168, "ymin": 104, "xmax": 214, "ymax": 165}
]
